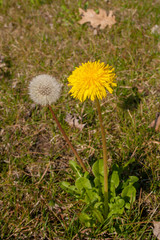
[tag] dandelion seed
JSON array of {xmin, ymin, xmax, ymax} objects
[
  {"xmin": 68, "ymin": 61, "xmax": 117, "ymax": 102},
  {"xmin": 29, "ymin": 74, "xmax": 62, "ymax": 106}
]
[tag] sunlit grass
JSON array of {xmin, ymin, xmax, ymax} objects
[{"xmin": 0, "ymin": 0, "xmax": 159, "ymax": 238}]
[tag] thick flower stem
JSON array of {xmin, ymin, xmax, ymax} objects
[
  {"xmin": 48, "ymin": 105, "xmax": 88, "ymax": 172},
  {"xmin": 95, "ymin": 98, "xmax": 108, "ymax": 218}
]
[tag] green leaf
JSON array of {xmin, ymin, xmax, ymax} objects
[
  {"xmin": 94, "ymin": 175, "xmax": 104, "ymax": 186},
  {"xmin": 128, "ymin": 176, "xmax": 139, "ymax": 184},
  {"xmin": 92, "ymin": 159, "xmax": 104, "ymax": 177},
  {"xmin": 122, "ymin": 176, "xmax": 139, "ymax": 189},
  {"xmin": 123, "ymin": 158, "xmax": 135, "ymax": 168},
  {"xmin": 121, "ymin": 185, "xmax": 136, "ymax": 203},
  {"xmin": 110, "ymin": 170, "xmax": 119, "ymax": 190},
  {"xmin": 108, "ymin": 197, "xmax": 125, "ymax": 217},
  {"xmin": 69, "ymin": 160, "xmax": 82, "ymax": 178},
  {"xmin": 84, "ymin": 171, "xmax": 90, "ymax": 178},
  {"xmin": 108, "ymin": 206, "xmax": 124, "ymax": 218},
  {"xmin": 94, "ymin": 201, "xmax": 103, "ymax": 209},
  {"xmin": 60, "ymin": 181, "xmax": 77, "ymax": 194},
  {"xmin": 92, "ymin": 159, "xmax": 104, "ymax": 192},
  {"xmin": 75, "ymin": 177, "xmax": 92, "ymax": 191},
  {"xmin": 92, "ymin": 209, "xmax": 104, "ymax": 223},
  {"xmin": 109, "ymin": 197, "xmax": 125, "ymax": 209},
  {"xmin": 125, "ymin": 202, "xmax": 131, "ymax": 209},
  {"xmin": 79, "ymin": 212, "xmax": 91, "ymax": 227},
  {"xmin": 85, "ymin": 189, "xmax": 100, "ymax": 203},
  {"xmin": 94, "ymin": 176, "xmax": 104, "ymax": 193}
]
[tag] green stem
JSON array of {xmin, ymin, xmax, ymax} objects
[
  {"xmin": 95, "ymin": 98, "xmax": 108, "ymax": 218},
  {"xmin": 48, "ymin": 105, "xmax": 88, "ymax": 172}
]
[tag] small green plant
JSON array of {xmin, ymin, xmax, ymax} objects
[
  {"xmin": 29, "ymin": 62, "xmax": 139, "ymax": 227},
  {"xmin": 61, "ymin": 160, "xmax": 138, "ymax": 227}
]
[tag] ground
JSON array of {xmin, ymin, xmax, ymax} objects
[{"xmin": 0, "ymin": 0, "xmax": 160, "ymax": 239}]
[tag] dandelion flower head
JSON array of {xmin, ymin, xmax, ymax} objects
[
  {"xmin": 68, "ymin": 61, "xmax": 117, "ymax": 102},
  {"xmin": 29, "ymin": 74, "xmax": 62, "ymax": 106}
]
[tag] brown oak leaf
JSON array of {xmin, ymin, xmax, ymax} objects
[
  {"xmin": 65, "ymin": 113, "xmax": 86, "ymax": 131},
  {"xmin": 79, "ymin": 8, "xmax": 116, "ymax": 29}
]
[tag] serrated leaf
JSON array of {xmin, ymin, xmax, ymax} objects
[
  {"xmin": 122, "ymin": 175, "xmax": 139, "ymax": 189},
  {"xmin": 121, "ymin": 185, "xmax": 136, "ymax": 203},
  {"xmin": 108, "ymin": 198, "xmax": 125, "ymax": 218},
  {"xmin": 79, "ymin": 8, "xmax": 116, "ymax": 29},
  {"xmin": 75, "ymin": 177, "xmax": 92, "ymax": 191},
  {"xmin": 109, "ymin": 197, "xmax": 125, "ymax": 209},
  {"xmin": 108, "ymin": 206, "xmax": 124, "ymax": 218}
]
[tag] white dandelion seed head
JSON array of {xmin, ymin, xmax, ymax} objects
[{"xmin": 29, "ymin": 74, "xmax": 62, "ymax": 106}]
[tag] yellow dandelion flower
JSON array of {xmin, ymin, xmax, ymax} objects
[{"xmin": 68, "ymin": 61, "xmax": 117, "ymax": 102}]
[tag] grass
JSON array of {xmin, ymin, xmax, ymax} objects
[{"xmin": 0, "ymin": 0, "xmax": 160, "ymax": 239}]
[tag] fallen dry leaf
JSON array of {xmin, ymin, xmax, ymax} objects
[
  {"xmin": 79, "ymin": 8, "xmax": 116, "ymax": 29},
  {"xmin": 153, "ymin": 221, "xmax": 160, "ymax": 240},
  {"xmin": 137, "ymin": 86, "xmax": 144, "ymax": 94},
  {"xmin": 149, "ymin": 113, "xmax": 160, "ymax": 132},
  {"xmin": 151, "ymin": 25, "xmax": 160, "ymax": 34},
  {"xmin": 65, "ymin": 113, "xmax": 85, "ymax": 131}
]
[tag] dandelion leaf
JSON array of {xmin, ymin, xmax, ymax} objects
[{"xmin": 75, "ymin": 177, "xmax": 92, "ymax": 191}]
